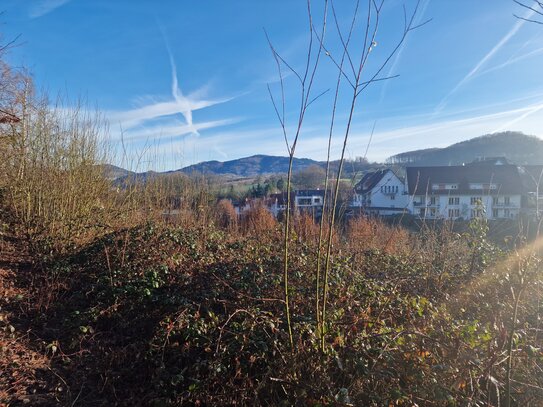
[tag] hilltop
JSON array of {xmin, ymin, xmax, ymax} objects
[
  {"xmin": 387, "ymin": 131, "xmax": 543, "ymax": 166},
  {"xmin": 177, "ymin": 154, "xmax": 322, "ymax": 177}
]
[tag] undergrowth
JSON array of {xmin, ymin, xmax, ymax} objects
[{"xmin": 3, "ymin": 219, "xmax": 543, "ymax": 406}]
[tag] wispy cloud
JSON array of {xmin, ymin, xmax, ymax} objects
[
  {"xmin": 107, "ymin": 27, "xmax": 238, "ymax": 144},
  {"xmin": 29, "ymin": 0, "xmax": 71, "ymax": 18},
  {"xmin": 491, "ymin": 101, "xmax": 543, "ymax": 133},
  {"xmin": 108, "ymin": 92, "xmax": 233, "ymax": 131},
  {"xmin": 434, "ymin": 7, "xmax": 535, "ymax": 113},
  {"xmin": 478, "ymin": 45, "xmax": 543, "ymax": 76},
  {"xmin": 112, "ymin": 118, "xmax": 241, "ymax": 143},
  {"xmin": 353, "ymin": 102, "xmax": 543, "ymax": 161},
  {"xmin": 115, "ymin": 96, "xmax": 543, "ymax": 171}
]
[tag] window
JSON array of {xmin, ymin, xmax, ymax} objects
[
  {"xmin": 471, "ymin": 197, "xmax": 482, "ymax": 205},
  {"xmin": 448, "ymin": 197, "xmax": 459, "ymax": 205},
  {"xmin": 429, "ymin": 208, "xmax": 436, "ymax": 217},
  {"xmin": 297, "ymin": 198, "xmax": 312, "ymax": 205},
  {"xmin": 448, "ymin": 209, "xmax": 460, "ymax": 218},
  {"xmin": 314, "ymin": 198, "xmax": 321, "ymax": 204},
  {"xmin": 492, "ymin": 209, "xmax": 499, "ymax": 218},
  {"xmin": 493, "ymin": 197, "xmax": 499, "ymax": 205},
  {"xmin": 504, "ymin": 209, "xmax": 510, "ymax": 217},
  {"xmin": 504, "ymin": 196, "xmax": 510, "ymax": 205},
  {"xmin": 433, "ymin": 183, "xmax": 458, "ymax": 190},
  {"xmin": 471, "ymin": 209, "xmax": 483, "ymax": 218},
  {"xmin": 391, "ymin": 194, "xmax": 395, "ymax": 200},
  {"xmin": 430, "ymin": 196, "xmax": 437, "ymax": 205}
]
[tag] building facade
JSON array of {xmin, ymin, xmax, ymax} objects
[
  {"xmin": 406, "ymin": 165, "xmax": 523, "ymax": 220},
  {"xmin": 351, "ymin": 169, "xmax": 409, "ymax": 216}
]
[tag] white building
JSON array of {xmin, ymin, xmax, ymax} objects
[
  {"xmin": 351, "ymin": 169, "xmax": 409, "ymax": 216},
  {"xmin": 406, "ymin": 165, "xmax": 522, "ymax": 220},
  {"xmin": 266, "ymin": 190, "xmax": 327, "ymax": 218}
]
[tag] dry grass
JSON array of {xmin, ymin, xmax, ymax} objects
[{"xmin": 346, "ymin": 216, "xmax": 411, "ymax": 255}]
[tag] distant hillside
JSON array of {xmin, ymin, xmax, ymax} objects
[
  {"xmin": 178, "ymin": 154, "xmax": 322, "ymax": 177},
  {"xmin": 100, "ymin": 164, "xmax": 135, "ymax": 180},
  {"xmin": 386, "ymin": 132, "xmax": 543, "ymax": 166},
  {"xmin": 107, "ymin": 132, "xmax": 543, "ymax": 181}
]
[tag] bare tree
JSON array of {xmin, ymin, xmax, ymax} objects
[
  {"xmin": 267, "ymin": 0, "xmax": 429, "ymax": 351},
  {"xmin": 514, "ymin": 0, "xmax": 543, "ymax": 24},
  {"xmin": 266, "ymin": 0, "xmax": 329, "ymax": 350}
]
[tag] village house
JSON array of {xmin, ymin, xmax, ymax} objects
[
  {"xmin": 294, "ymin": 189, "xmax": 324, "ymax": 210},
  {"xmin": 405, "ymin": 165, "xmax": 523, "ymax": 220},
  {"xmin": 234, "ymin": 189, "xmax": 327, "ymax": 219},
  {"xmin": 351, "ymin": 169, "xmax": 409, "ymax": 216}
]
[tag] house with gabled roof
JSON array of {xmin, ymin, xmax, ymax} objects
[
  {"xmin": 351, "ymin": 169, "xmax": 409, "ymax": 216},
  {"xmin": 406, "ymin": 165, "xmax": 523, "ymax": 220}
]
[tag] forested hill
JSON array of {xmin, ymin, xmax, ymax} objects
[
  {"xmin": 178, "ymin": 155, "xmax": 321, "ymax": 177},
  {"xmin": 386, "ymin": 132, "xmax": 543, "ymax": 166}
]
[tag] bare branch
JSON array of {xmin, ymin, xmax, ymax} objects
[
  {"xmin": 359, "ymin": 74, "xmax": 400, "ymax": 88},
  {"xmin": 313, "ymin": 0, "xmax": 358, "ymax": 90},
  {"xmin": 330, "ymin": 0, "xmax": 360, "ymax": 80},
  {"xmin": 303, "ymin": 0, "xmax": 329, "ymax": 108},
  {"xmin": 356, "ymin": 1, "xmax": 431, "ymax": 96},
  {"xmin": 514, "ymin": 13, "xmax": 543, "ymax": 24},
  {"xmin": 306, "ymin": 88, "xmax": 330, "ymax": 108},
  {"xmin": 264, "ymin": 29, "xmax": 303, "ymax": 85},
  {"xmin": 514, "ymin": 0, "xmax": 543, "ymax": 17},
  {"xmin": 313, "ymin": 39, "xmax": 356, "ymax": 89},
  {"xmin": 266, "ymin": 84, "xmax": 291, "ymax": 154},
  {"xmin": 0, "ymin": 34, "xmax": 21, "ymax": 55}
]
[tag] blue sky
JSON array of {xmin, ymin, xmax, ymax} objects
[{"xmin": 2, "ymin": 0, "xmax": 543, "ymax": 170}]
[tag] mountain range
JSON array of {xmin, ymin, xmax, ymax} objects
[{"xmin": 106, "ymin": 131, "xmax": 543, "ymax": 180}]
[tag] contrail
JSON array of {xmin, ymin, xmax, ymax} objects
[
  {"xmin": 492, "ymin": 101, "xmax": 543, "ymax": 133},
  {"xmin": 434, "ymin": 7, "xmax": 536, "ymax": 114},
  {"xmin": 157, "ymin": 21, "xmax": 199, "ymax": 135}
]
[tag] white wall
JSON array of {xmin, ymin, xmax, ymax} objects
[
  {"xmin": 352, "ymin": 171, "xmax": 408, "ymax": 213},
  {"xmin": 411, "ymin": 194, "xmax": 521, "ymax": 220}
]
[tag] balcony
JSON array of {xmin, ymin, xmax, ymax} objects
[
  {"xmin": 492, "ymin": 203, "xmax": 519, "ymax": 208},
  {"xmin": 413, "ymin": 201, "xmax": 439, "ymax": 207}
]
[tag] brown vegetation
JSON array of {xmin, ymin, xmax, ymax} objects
[{"xmin": 2, "ymin": 11, "xmax": 543, "ymax": 406}]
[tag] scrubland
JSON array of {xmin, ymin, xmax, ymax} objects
[{"xmin": 2, "ymin": 37, "xmax": 543, "ymax": 407}]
